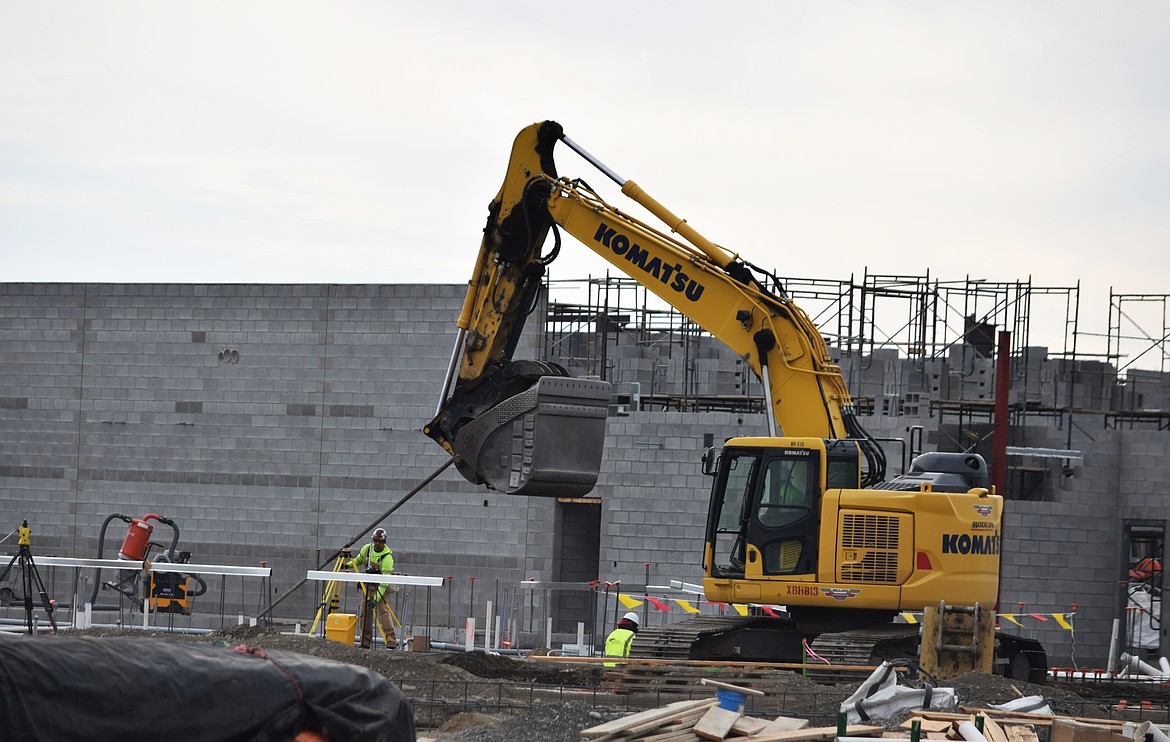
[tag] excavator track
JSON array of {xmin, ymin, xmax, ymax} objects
[
  {"xmin": 629, "ymin": 615, "xmax": 793, "ymax": 661},
  {"xmin": 804, "ymin": 626, "xmax": 920, "ymax": 683},
  {"xmin": 629, "ymin": 616, "xmax": 922, "ymax": 684},
  {"xmin": 808, "ymin": 627, "xmax": 921, "ymax": 665}
]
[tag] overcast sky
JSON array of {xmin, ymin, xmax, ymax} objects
[{"xmin": 2, "ymin": 2, "xmax": 1168, "ymax": 363}]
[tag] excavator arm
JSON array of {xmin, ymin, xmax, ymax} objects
[{"xmin": 425, "ymin": 121, "xmax": 886, "ymax": 494}]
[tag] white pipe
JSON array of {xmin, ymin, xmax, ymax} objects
[
  {"xmin": 1137, "ymin": 722, "xmax": 1170, "ymax": 742},
  {"xmin": 958, "ymin": 721, "xmax": 989, "ymax": 742},
  {"xmin": 428, "ymin": 641, "xmax": 526, "ymax": 656},
  {"xmin": 484, "ymin": 600, "xmax": 492, "ymax": 651},
  {"xmin": 1122, "ymin": 653, "xmax": 1163, "ymax": 677},
  {"xmin": 1158, "ymin": 657, "xmax": 1170, "ymax": 674},
  {"xmin": 1107, "ymin": 618, "xmax": 1121, "ymax": 673}
]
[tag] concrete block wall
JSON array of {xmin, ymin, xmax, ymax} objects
[
  {"xmin": 2, "ymin": 282, "xmax": 1167, "ymax": 665},
  {"xmin": 0, "ymin": 283, "xmax": 543, "ymax": 627},
  {"xmin": 1123, "ymin": 369, "xmax": 1170, "ymax": 410},
  {"xmin": 995, "ymin": 424, "xmax": 1125, "ymax": 668}
]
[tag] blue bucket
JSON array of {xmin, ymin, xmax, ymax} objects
[{"xmin": 716, "ymin": 688, "xmax": 746, "ymax": 712}]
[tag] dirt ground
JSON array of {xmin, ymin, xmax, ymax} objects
[{"xmin": 30, "ymin": 626, "xmax": 1136, "ymax": 742}]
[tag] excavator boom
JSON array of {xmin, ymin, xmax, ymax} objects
[{"xmin": 425, "ymin": 121, "xmax": 887, "ymax": 494}]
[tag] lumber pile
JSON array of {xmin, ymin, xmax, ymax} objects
[
  {"xmin": 580, "ymin": 677, "xmax": 1124, "ymax": 742},
  {"xmin": 898, "ymin": 713, "xmax": 1041, "ymax": 742},
  {"xmin": 904, "ymin": 709, "xmax": 1135, "ymax": 742},
  {"xmin": 579, "ymin": 678, "xmax": 884, "ymax": 742}
]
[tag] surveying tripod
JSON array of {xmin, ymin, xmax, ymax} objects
[
  {"xmin": 0, "ymin": 520, "xmax": 58, "ymax": 634},
  {"xmin": 308, "ymin": 549, "xmax": 404, "ymax": 648},
  {"xmin": 356, "ymin": 578, "xmax": 406, "ymax": 650},
  {"xmin": 309, "ymin": 548, "xmax": 352, "ymax": 636}
]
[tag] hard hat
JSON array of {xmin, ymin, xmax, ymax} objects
[
  {"xmin": 623, "ymin": 611, "xmax": 640, "ymax": 627},
  {"xmin": 372, "ymin": 528, "xmax": 387, "ymax": 540}
]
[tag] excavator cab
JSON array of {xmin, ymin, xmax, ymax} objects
[{"xmin": 705, "ymin": 438, "xmax": 855, "ymax": 581}]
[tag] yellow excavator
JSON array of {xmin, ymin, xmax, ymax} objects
[{"xmin": 425, "ymin": 121, "xmax": 1046, "ymax": 681}]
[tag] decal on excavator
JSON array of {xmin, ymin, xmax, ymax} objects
[
  {"xmin": 942, "ymin": 533, "xmax": 1000, "ymax": 555},
  {"xmin": 821, "ymin": 588, "xmax": 862, "ymax": 601},
  {"xmin": 592, "ymin": 223, "xmax": 706, "ymax": 301}
]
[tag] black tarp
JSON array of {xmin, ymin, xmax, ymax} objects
[{"xmin": 0, "ymin": 636, "xmax": 415, "ymax": 742}]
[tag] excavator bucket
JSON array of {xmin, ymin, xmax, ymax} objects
[{"xmin": 452, "ymin": 376, "xmax": 611, "ymax": 496}]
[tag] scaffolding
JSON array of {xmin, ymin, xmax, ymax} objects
[
  {"xmin": 1105, "ymin": 290, "xmax": 1170, "ymax": 420},
  {"xmin": 539, "ymin": 270, "xmax": 1170, "ymax": 417}
]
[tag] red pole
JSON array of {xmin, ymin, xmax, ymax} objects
[
  {"xmin": 644, "ymin": 563, "xmax": 650, "ymax": 627},
  {"xmin": 993, "ymin": 330, "xmax": 1011, "ymax": 495}
]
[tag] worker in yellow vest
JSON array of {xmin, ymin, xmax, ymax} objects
[
  {"xmin": 603, "ymin": 612, "xmax": 640, "ymax": 667},
  {"xmin": 350, "ymin": 527, "xmax": 398, "ymax": 650}
]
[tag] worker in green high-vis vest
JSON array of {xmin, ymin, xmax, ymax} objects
[
  {"xmin": 603, "ymin": 612, "xmax": 640, "ymax": 667},
  {"xmin": 350, "ymin": 527, "xmax": 398, "ymax": 649}
]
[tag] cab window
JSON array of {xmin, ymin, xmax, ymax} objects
[{"xmin": 756, "ymin": 457, "xmax": 815, "ymax": 528}]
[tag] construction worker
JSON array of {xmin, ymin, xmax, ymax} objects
[
  {"xmin": 1129, "ymin": 556, "xmax": 1162, "ymax": 582},
  {"xmin": 350, "ymin": 527, "xmax": 398, "ymax": 649},
  {"xmin": 603, "ymin": 611, "xmax": 640, "ymax": 667}
]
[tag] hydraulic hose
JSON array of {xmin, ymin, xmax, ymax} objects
[
  {"xmin": 155, "ymin": 515, "xmax": 180, "ymax": 561},
  {"xmin": 186, "ymin": 573, "xmax": 208, "ymax": 597},
  {"xmin": 845, "ymin": 411, "xmax": 888, "ymax": 487},
  {"xmin": 89, "ymin": 513, "xmax": 132, "ymax": 605}
]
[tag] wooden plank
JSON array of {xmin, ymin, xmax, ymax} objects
[
  {"xmin": 911, "ymin": 711, "xmax": 1126, "ymax": 730},
  {"xmin": 900, "ymin": 719, "xmax": 953, "ymax": 733},
  {"xmin": 729, "ymin": 716, "xmax": 771, "ymax": 736},
  {"xmin": 957, "ymin": 709, "xmax": 1126, "ymax": 729},
  {"xmin": 622, "ymin": 703, "xmax": 719, "ymax": 739},
  {"xmin": 980, "ymin": 714, "xmax": 1010, "ymax": 742},
  {"xmin": 694, "ymin": 706, "xmax": 744, "ymax": 740},
  {"xmin": 750, "ymin": 724, "xmax": 885, "ymax": 742},
  {"xmin": 589, "ymin": 732, "xmax": 637, "ymax": 742},
  {"xmin": 699, "ymin": 677, "xmax": 767, "ymax": 697},
  {"xmin": 581, "ymin": 699, "xmax": 719, "ymax": 737},
  {"xmin": 653, "ymin": 707, "xmax": 717, "ymax": 734},
  {"xmin": 761, "ymin": 717, "xmax": 811, "ymax": 734},
  {"xmin": 640, "ymin": 732, "xmax": 703, "ymax": 742},
  {"xmin": 1005, "ymin": 727, "xmax": 1040, "ymax": 742}
]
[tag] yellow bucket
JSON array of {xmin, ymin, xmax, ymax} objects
[{"xmin": 325, "ymin": 613, "xmax": 357, "ymax": 645}]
